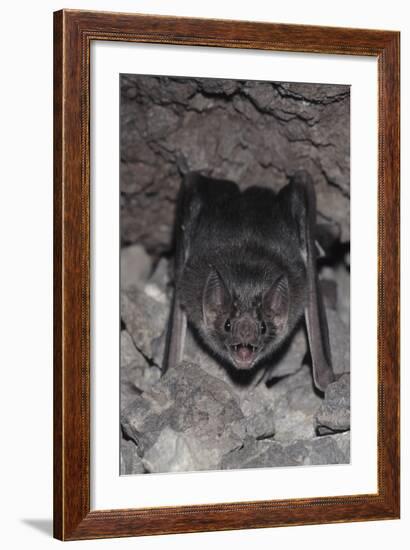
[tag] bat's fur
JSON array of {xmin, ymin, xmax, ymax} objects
[{"xmin": 166, "ymin": 171, "xmax": 334, "ymax": 391}]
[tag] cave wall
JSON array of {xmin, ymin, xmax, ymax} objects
[{"xmin": 120, "ymin": 75, "xmax": 350, "ymax": 255}]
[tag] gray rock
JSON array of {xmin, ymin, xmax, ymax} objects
[
  {"xmin": 265, "ymin": 325, "xmax": 308, "ymax": 378},
  {"xmin": 121, "ymin": 331, "xmax": 146, "ymax": 409},
  {"xmin": 121, "ymin": 385, "xmax": 173, "ymax": 455},
  {"xmin": 316, "ymin": 374, "xmax": 350, "ymax": 435},
  {"xmin": 183, "ymin": 327, "xmax": 300, "ymax": 398},
  {"xmin": 234, "ymin": 409, "xmax": 276, "ymax": 441},
  {"xmin": 121, "ymin": 362, "xmax": 162, "ymax": 407},
  {"xmin": 121, "ymin": 438, "xmax": 145, "ymax": 475},
  {"xmin": 189, "ymin": 93, "xmax": 215, "ymax": 112},
  {"xmin": 121, "ymin": 287, "xmax": 168, "ymax": 362},
  {"xmin": 306, "ymin": 432, "xmax": 350, "ymax": 465},
  {"xmin": 183, "ymin": 328, "xmax": 235, "ymax": 386},
  {"xmin": 145, "ymin": 105, "xmax": 180, "ymax": 140},
  {"xmin": 269, "ymin": 366, "xmax": 323, "ymax": 441},
  {"xmin": 120, "ymin": 75, "xmax": 350, "ymax": 254},
  {"xmin": 334, "ymin": 263, "xmax": 350, "ymax": 328},
  {"xmin": 183, "ymin": 332, "xmax": 333, "ymax": 442},
  {"xmin": 327, "ymin": 309, "xmax": 350, "ymax": 375},
  {"xmin": 200, "ymin": 78, "xmax": 240, "ymax": 96},
  {"xmin": 121, "ymin": 365, "xmax": 142, "ymax": 411},
  {"xmin": 120, "ymin": 330, "xmax": 162, "ymax": 407},
  {"xmin": 320, "ymin": 278, "xmax": 338, "ymax": 310},
  {"xmin": 321, "ymin": 264, "xmax": 350, "ymax": 328},
  {"xmin": 121, "ymin": 244, "xmax": 152, "ymax": 291},
  {"xmin": 221, "ymin": 432, "xmax": 350, "ymax": 470},
  {"xmin": 119, "ymin": 263, "xmax": 350, "ymax": 473},
  {"xmin": 120, "ymin": 330, "xmax": 142, "ymax": 369},
  {"xmin": 145, "ymin": 257, "xmax": 171, "ymax": 300},
  {"xmin": 121, "ymin": 362, "xmax": 244, "ymax": 472},
  {"xmin": 151, "ymin": 332, "xmax": 167, "ymax": 369},
  {"xmin": 142, "ymin": 428, "xmax": 198, "ymax": 473}
]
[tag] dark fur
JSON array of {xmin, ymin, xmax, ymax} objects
[{"xmin": 165, "ymin": 171, "xmax": 334, "ymax": 391}]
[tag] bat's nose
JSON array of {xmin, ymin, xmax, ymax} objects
[{"xmin": 235, "ymin": 316, "xmax": 257, "ymax": 342}]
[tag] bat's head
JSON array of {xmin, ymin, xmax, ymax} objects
[{"xmin": 202, "ymin": 267, "xmax": 290, "ymax": 370}]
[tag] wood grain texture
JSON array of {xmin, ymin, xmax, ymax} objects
[
  {"xmin": 53, "ymin": 9, "xmax": 400, "ymax": 541},
  {"xmin": 53, "ymin": 10, "xmax": 63, "ymax": 540}
]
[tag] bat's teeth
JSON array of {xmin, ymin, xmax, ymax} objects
[{"xmin": 232, "ymin": 343, "xmax": 258, "ymax": 355}]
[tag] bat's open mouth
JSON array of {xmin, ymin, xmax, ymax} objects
[{"xmin": 229, "ymin": 343, "xmax": 258, "ymax": 369}]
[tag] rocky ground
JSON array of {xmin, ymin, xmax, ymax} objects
[
  {"xmin": 119, "ymin": 75, "xmax": 350, "ymax": 475},
  {"xmin": 120, "ymin": 248, "xmax": 350, "ymax": 475}
]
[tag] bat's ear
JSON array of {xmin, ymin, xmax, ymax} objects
[
  {"xmin": 287, "ymin": 170, "xmax": 335, "ymax": 392},
  {"xmin": 202, "ymin": 267, "xmax": 231, "ymax": 327},
  {"xmin": 262, "ymin": 275, "xmax": 289, "ymax": 333}
]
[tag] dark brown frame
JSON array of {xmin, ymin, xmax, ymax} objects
[{"xmin": 54, "ymin": 9, "xmax": 400, "ymax": 541}]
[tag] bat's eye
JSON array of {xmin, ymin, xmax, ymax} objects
[
  {"xmin": 261, "ymin": 321, "xmax": 267, "ymax": 334},
  {"xmin": 224, "ymin": 319, "xmax": 231, "ymax": 332}
]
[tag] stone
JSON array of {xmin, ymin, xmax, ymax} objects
[
  {"xmin": 121, "ymin": 362, "xmax": 244, "ymax": 472},
  {"xmin": 121, "ymin": 386, "xmax": 174, "ymax": 455},
  {"xmin": 120, "ymin": 330, "xmax": 142, "ymax": 369},
  {"xmin": 121, "ymin": 287, "xmax": 168, "ymax": 362},
  {"xmin": 321, "ymin": 264, "xmax": 350, "ymax": 328},
  {"xmin": 244, "ymin": 82, "xmax": 277, "ymax": 111},
  {"xmin": 316, "ymin": 374, "xmax": 350, "ymax": 435},
  {"xmin": 221, "ymin": 432, "xmax": 350, "ymax": 470},
  {"xmin": 269, "ymin": 366, "xmax": 323, "ymax": 441},
  {"xmin": 235, "ymin": 409, "xmax": 276, "ymax": 441},
  {"xmin": 120, "ymin": 161, "xmax": 157, "ymax": 195},
  {"xmin": 121, "ymin": 364, "xmax": 142, "ymax": 411},
  {"xmin": 121, "ymin": 362, "xmax": 162, "ymax": 407},
  {"xmin": 145, "ymin": 105, "xmax": 180, "ymax": 140},
  {"xmin": 145, "ymin": 257, "xmax": 171, "ymax": 301},
  {"xmin": 264, "ymin": 325, "xmax": 308, "ymax": 379},
  {"xmin": 183, "ymin": 328, "xmax": 235, "ymax": 386},
  {"xmin": 120, "ymin": 75, "xmax": 350, "ymax": 254},
  {"xmin": 119, "ymin": 259, "xmax": 350, "ymax": 473},
  {"xmin": 120, "ymin": 330, "xmax": 162, "ymax": 406},
  {"xmin": 120, "ymin": 244, "xmax": 152, "ymax": 291},
  {"xmin": 142, "ymin": 428, "xmax": 197, "ymax": 473},
  {"xmin": 306, "ymin": 432, "xmax": 350, "ymax": 465},
  {"xmin": 334, "ymin": 263, "xmax": 350, "ymax": 328},
  {"xmin": 326, "ymin": 309, "xmax": 350, "ymax": 375},
  {"xmin": 120, "ymin": 438, "xmax": 145, "ymax": 475},
  {"xmin": 320, "ymin": 278, "xmax": 338, "ymax": 310}
]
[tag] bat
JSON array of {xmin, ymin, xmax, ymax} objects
[{"xmin": 164, "ymin": 170, "xmax": 335, "ymax": 392}]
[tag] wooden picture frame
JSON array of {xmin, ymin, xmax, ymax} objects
[{"xmin": 53, "ymin": 9, "xmax": 400, "ymax": 541}]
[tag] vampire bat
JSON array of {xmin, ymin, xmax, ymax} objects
[{"xmin": 164, "ymin": 170, "xmax": 335, "ymax": 392}]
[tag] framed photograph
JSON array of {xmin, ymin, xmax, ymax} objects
[{"xmin": 54, "ymin": 9, "xmax": 400, "ymax": 540}]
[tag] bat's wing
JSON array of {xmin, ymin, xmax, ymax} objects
[
  {"xmin": 163, "ymin": 173, "xmax": 205, "ymax": 373},
  {"xmin": 287, "ymin": 171, "xmax": 335, "ymax": 392}
]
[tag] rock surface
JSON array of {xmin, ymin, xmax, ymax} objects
[
  {"xmin": 316, "ymin": 374, "xmax": 351, "ymax": 435},
  {"xmin": 121, "ymin": 286, "xmax": 169, "ymax": 363},
  {"xmin": 221, "ymin": 432, "xmax": 350, "ymax": 470},
  {"xmin": 120, "ymin": 244, "xmax": 152, "ymax": 292},
  {"xmin": 121, "ymin": 361, "xmax": 244, "ymax": 472},
  {"xmin": 327, "ymin": 310, "xmax": 350, "ymax": 376},
  {"xmin": 121, "ymin": 438, "xmax": 145, "ymax": 475},
  {"xmin": 119, "ymin": 74, "xmax": 351, "ymax": 474},
  {"xmin": 120, "ymin": 263, "xmax": 350, "ymax": 474},
  {"xmin": 120, "ymin": 75, "xmax": 350, "ymax": 254}
]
